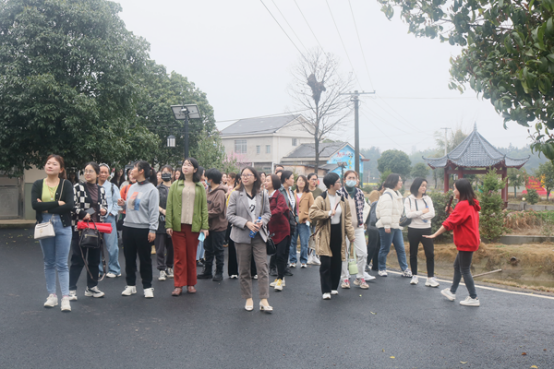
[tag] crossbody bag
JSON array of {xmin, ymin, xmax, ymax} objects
[{"xmin": 34, "ymin": 180, "xmax": 65, "ymax": 240}]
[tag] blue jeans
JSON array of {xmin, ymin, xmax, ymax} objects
[
  {"xmin": 289, "ymin": 223, "xmax": 310, "ymax": 264},
  {"xmin": 99, "ymin": 215, "xmax": 120, "ymax": 275},
  {"xmin": 377, "ymin": 228, "xmax": 408, "ymax": 271},
  {"xmin": 39, "ymin": 214, "xmax": 72, "ymax": 296}
]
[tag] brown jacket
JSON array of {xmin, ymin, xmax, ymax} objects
[
  {"xmin": 207, "ymin": 184, "xmax": 228, "ymax": 232},
  {"xmin": 308, "ymin": 192, "xmax": 355, "ymax": 261},
  {"xmin": 295, "ymin": 191, "xmax": 314, "ymax": 224}
]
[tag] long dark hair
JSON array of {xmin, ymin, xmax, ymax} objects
[
  {"xmin": 135, "ymin": 161, "xmax": 157, "ymax": 184},
  {"xmin": 410, "ymin": 177, "xmax": 427, "ymax": 197},
  {"xmin": 383, "ymin": 173, "xmax": 401, "ymax": 190},
  {"xmin": 182, "ymin": 157, "xmax": 201, "ymax": 183},
  {"xmin": 295, "ymin": 175, "xmax": 310, "ymax": 193},
  {"xmin": 454, "ymin": 178, "xmax": 476, "ymax": 206},
  {"xmin": 238, "ymin": 167, "xmax": 261, "ymax": 196}
]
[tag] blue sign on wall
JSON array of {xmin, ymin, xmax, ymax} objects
[{"xmin": 327, "ymin": 145, "xmax": 363, "ymax": 178}]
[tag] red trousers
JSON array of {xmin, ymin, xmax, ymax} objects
[{"xmin": 173, "ymin": 224, "xmax": 199, "ymax": 287}]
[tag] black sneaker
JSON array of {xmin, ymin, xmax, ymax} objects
[
  {"xmin": 269, "ymin": 267, "xmax": 278, "ymax": 277},
  {"xmin": 284, "ymin": 267, "xmax": 294, "ymax": 277},
  {"xmin": 212, "ymin": 274, "xmax": 223, "ymax": 282},
  {"xmin": 197, "ymin": 273, "xmax": 212, "ymax": 279}
]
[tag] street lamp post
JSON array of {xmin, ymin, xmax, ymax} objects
[{"xmin": 170, "ymin": 104, "xmax": 200, "ymax": 159}]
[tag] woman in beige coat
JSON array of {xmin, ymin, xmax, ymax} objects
[{"xmin": 309, "ymin": 172, "xmax": 355, "ymax": 300}]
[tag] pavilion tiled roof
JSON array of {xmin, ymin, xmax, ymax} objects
[{"xmin": 423, "ymin": 124, "xmax": 529, "ymax": 169}]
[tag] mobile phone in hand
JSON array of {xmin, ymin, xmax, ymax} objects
[{"xmin": 86, "ymin": 208, "xmax": 96, "ymax": 215}]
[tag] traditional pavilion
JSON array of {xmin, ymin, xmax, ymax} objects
[{"xmin": 423, "ymin": 124, "xmax": 529, "ymax": 205}]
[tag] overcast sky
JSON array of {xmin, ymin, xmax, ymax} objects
[{"xmin": 115, "ymin": 0, "xmax": 533, "ymax": 154}]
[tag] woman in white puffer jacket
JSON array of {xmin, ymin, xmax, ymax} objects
[{"xmin": 375, "ymin": 173, "xmax": 412, "ymax": 278}]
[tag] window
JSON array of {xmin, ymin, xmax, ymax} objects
[
  {"xmin": 292, "ymin": 138, "xmax": 297, "ymax": 146},
  {"xmin": 256, "ymin": 145, "xmax": 261, "ymax": 154},
  {"xmin": 266, "ymin": 145, "xmax": 271, "ymax": 154},
  {"xmin": 234, "ymin": 140, "xmax": 247, "ymax": 154}
]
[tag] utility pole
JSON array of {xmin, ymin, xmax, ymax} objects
[
  {"xmin": 340, "ymin": 90, "xmax": 375, "ymax": 181},
  {"xmin": 440, "ymin": 127, "xmax": 451, "ymax": 156}
]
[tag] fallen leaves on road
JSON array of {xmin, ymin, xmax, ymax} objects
[
  {"xmin": 530, "ymin": 365, "xmax": 538, "ymax": 368},
  {"xmin": 389, "ymin": 356, "xmax": 395, "ymax": 359},
  {"xmin": 522, "ymin": 352, "xmax": 527, "ymax": 356},
  {"xmin": 370, "ymin": 311, "xmax": 376, "ymax": 315},
  {"xmin": 460, "ymin": 361, "xmax": 467, "ymax": 364}
]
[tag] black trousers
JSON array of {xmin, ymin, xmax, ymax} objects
[
  {"xmin": 154, "ymin": 233, "xmax": 174, "ymax": 271},
  {"xmin": 275, "ymin": 236, "xmax": 290, "ymax": 279},
  {"xmin": 407, "ymin": 227, "xmax": 434, "ymax": 277},
  {"xmin": 366, "ymin": 226, "xmax": 380, "ymax": 270},
  {"xmin": 203, "ymin": 230, "xmax": 225, "ymax": 275},
  {"xmin": 228, "ymin": 238, "xmax": 257, "ymax": 277},
  {"xmin": 69, "ymin": 232, "xmax": 101, "ymax": 290},
  {"xmin": 122, "ymin": 226, "xmax": 153, "ymax": 289},
  {"xmin": 319, "ymin": 224, "xmax": 342, "ymax": 294},
  {"xmin": 270, "ymin": 223, "xmax": 295, "ymax": 270}
]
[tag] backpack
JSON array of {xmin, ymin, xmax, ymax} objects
[{"xmin": 368, "ymin": 201, "xmax": 378, "ymax": 227}]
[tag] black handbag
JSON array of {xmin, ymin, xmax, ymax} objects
[
  {"xmin": 385, "ymin": 192, "xmax": 412, "ymax": 227},
  {"xmin": 80, "ymin": 221, "xmax": 102, "ymax": 249}
]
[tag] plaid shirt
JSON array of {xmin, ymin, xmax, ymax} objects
[
  {"xmin": 72, "ymin": 182, "xmax": 108, "ymax": 232},
  {"xmin": 338, "ymin": 187, "xmax": 365, "ymax": 226}
]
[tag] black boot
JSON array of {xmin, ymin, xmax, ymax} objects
[
  {"xmin": 213, "ymin": 266, "xmax": 223, "ymax": 282},
  {"xmin": 197, "ymin": 265, "xmax": 212, "ymax": 279}
]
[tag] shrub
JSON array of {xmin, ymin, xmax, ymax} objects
[
  {"xmin": 427, "ymin": 190, "xmax": 453, "ymax": 241},
  {"xmin": 362, "ymin": 185, "xmax": 373, "ymax": 194},
  {"xmin": 526, "ymin": 189, "xmax": 540, "ymax": 205},
  {"xmin": 479, "ymin": 169, "xmax": 507, "ymax": 240}
]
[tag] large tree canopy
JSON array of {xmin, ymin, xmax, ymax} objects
[
  {"xmin": 377, "ymin": 149, "xmax": 412, "ymax": 179},
  {"xmin": 0, "ymin": 0, "xmax": 220, "ymax": 174},
  {"xmin": 379, "ymin": 0, "xmax": 554, "ymax": 160}
]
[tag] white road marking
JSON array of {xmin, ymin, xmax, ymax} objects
[{"xmin": 386, "ymin": 270, "xmax": 554, "ymax": 300}]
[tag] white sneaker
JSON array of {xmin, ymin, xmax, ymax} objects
[
  {"xmin": 441, "ymin": 288, "xmax": 456, "ymax": 301},
  {"xmin": 425, "ymin": 277, "xmax": 440, "ymax": 288},
  {"xmin": 68, "ymin": 290, "xmax": 78, "ymax": 301},
  {"xmin": 460, "ymin": 296, "xmax": 480, "ymax": 306},
  {"xmin": 230, "ymin": 275, "xmax": 238, "ymax": 279},
  {"xmin": 144, "ymin": 288, "xmax": 154, "ymax": 298},
  {"xmin": 290, "ymin": 263, "xmax": 296, "ymax": 268},
  {"xmin": 85, "ymin": 286, "xmax": 105, "ymax": 298},
  {"xmin": 60, "ymin": 296, "xmax": 71, "ymax": 312},
  {"xmin": 341, "ymin": 279, "xmax": 350, "ymax": 289},
  {"xmin": 270, "ymin": 278, "xmax": 278, "ymax": 287},
  {"xmin": 312, "ymin": 255, "xmax": 321, "ymax": 266},
  {"xmin": 44, "ymin": 294, "xmax": 58, "ymax": 308},
  {"xmin": 122, "ymin": 286, "xmax": 137, "ymax": 296},
  {"xmin": 402, "ymin": 268, "xmax": 413, "ymax": 278},
  {"xmin": 378, "ymin": 270, "xmax": 388, "ymax": 277},
  {"xmin": 105, "ymin": 272, "xmax": 121, "ymax": 278},
  {"xmin": 166, "ymin": 268, "xmax": 174, "ymax": 278},
  {"xmin": 322, "ymin": 293, "xmax": 331, "ymax": 300},
  {"xmin": 253, "ymin": 275, "xmax": 258, "ymax": 280},
  {"xmin": 159, "ymin": 270, "xmax": 167, "ymax": 281},
  {"xmin": 331, "ymin": 290, "xmax": 339, "ymax": 295},
  {"xmin": 363, "ymin": 272, "xmax": 376, "ymax": 281},
  {"xmin": 274, "ymin": 279, "xmax": 284, "ymax": 291},
  {"xmin": 410, "ymin": 275, "xmax": 419, "ymax": 285},
  {"xmin": 301, "ymin": 263, "xmax": 307, "ymax": 268}
]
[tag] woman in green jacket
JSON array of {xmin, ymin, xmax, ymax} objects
[{"xmin": 166, "ymin": 158, "xmax": 209, "ymax": 296}]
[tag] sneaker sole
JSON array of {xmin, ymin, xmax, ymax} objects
[
  {"xmin": 460, "ymin": 302, "xmax": 480, "ymax": 307},
  {"xmin": 441, "ymin": 290, "xmax": 456, "ymax": 301},
  {"xmin": 425, "ymin": 283, "xmax": 440, "ymax": 288},
  {"xmin": 44, "ymin": 303, "xmax": 58, "ymax": 308},
  {"xmin": 410, "ymin": 282, "xmax": 418, "ymax": 285},
  {"xmin": 84, "ymin": 292, "xmax": 105, "ymax": 298}
]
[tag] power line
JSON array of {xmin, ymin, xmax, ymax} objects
[
  {"xmin": 347, "ymin": 0, "xmax": 374, "ymax": 90},
  {"xmin": 360, "ymin": 108, "xmax": 405, "ymax": 150},
  {"xmin": 371, "ymin": 97, "xmax": 421, "ymax": 131},
  {"xmin": 324, "ymin": 0, "xmax": 360, "ymax": 88},
  {"xmin": 360, "ymin": 101, "xmax": 413, "ymax": 135},
  {"xmin": 270, "ymin": 0, "xmax": 308, "ymax": 52},
  {"xmin": 259, "ymin": 0, "xmax": 306, "ymax": 61},
  {"xmin": 293, "ymin": 0, "xmax": 323, "ymax": 49}
]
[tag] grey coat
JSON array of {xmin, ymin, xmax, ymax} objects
[{"xmin": 227, "ymin": 189, "xmax": 271, "ymax": 244}]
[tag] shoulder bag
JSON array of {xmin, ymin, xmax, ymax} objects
[
  {"xmin": 79, "ymin": 219, "xmax": 107, "ymax": 281},
  {"xmin": 386, "ymin": 192, "xmax": 411, "ymax": 227},
  {"xmin": 34, "ymin": 180, "xmax": 65, "ymax": 240}
]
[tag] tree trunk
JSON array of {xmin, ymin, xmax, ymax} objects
[{"xmin": 314, "ymin": 102, "xmax": 320, "ymax": 176}]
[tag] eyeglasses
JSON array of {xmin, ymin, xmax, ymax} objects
[
  {"xmin": 84, "ymin": 170, "xmax": 96, "ymax": 175},
  {"xmin": 241, "ymin": 174, "xmax": 253, "ymax": 178}
]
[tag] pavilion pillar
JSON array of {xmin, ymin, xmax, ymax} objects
[
  {"xmin": 501, "ymin": 167, "xmax": 508, "ymax": 208},
  {"xmin": 457, "ymin": 168, "xmax": 463, "ymax": 179},
  {"xmin": 444, "ymin": 167, "xmax": 449, "ymax": 193}
]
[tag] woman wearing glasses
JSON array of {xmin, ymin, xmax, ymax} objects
[
  {"xmin": 227, "ymin": 167, "xmax": 272, "ymax": 312},
  {"xmin": 165, "ymin": 158, "xmax": 209, "ymax": 296}
]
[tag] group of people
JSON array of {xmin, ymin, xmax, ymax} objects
[{"xmin": 32, "ymin": 154, "xmax": 482, "ymax": 313}]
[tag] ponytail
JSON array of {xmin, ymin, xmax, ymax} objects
[{"xmin": 135, "ymin": 161, "xmax": 157, "ymax": 184}]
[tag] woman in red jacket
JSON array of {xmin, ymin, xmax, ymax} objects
[
  {"xmin": 265, "ymin": 174, "xmax": 290, "ymax": 291},
  {"xmin": 424, "ymin": 179, "xmax": 481, "ymax": 307}
]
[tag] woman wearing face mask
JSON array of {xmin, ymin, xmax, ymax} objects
[
  {"xmin": 375, "ymin": 173, "xmax": 412, "ymax": 278},
  {"xmin": 338, "ymin": 171, "xmax": 371, "ymax": 290},
  {"xmin": 165, "ymin": 158, "xmax": 209, "ymax": 296},
  {"xmin": 32, "ymin": 155, "xmax": 75, "ymax": 311},
  {"xmin": 289, "ymin": 175, "xmax": 313, "ymax": 269},
  {"xmin": 117, "ymin": 161, "xmax": 159, "ymax": 298},
  {"xmin": 404, "ymin": 177, "xmax": 438, "ymax": 287},
  {"xmin": 68, "ymin": 162, "xmax": 108, "ymax": 301},
  {"xmin": 155, "ymin": 166, "xmax": 174, "ymax": 281}
]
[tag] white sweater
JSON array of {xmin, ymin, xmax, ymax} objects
[
  {"xmin": 375, "ymin": 189, "xmax": 403, "ymax": 229},
  {"xmin": 404, "ymin": 194, "xmax": 435, "ymax": 229}
]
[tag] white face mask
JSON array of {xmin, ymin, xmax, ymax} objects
[{"xmin": 345, "ymin": 180, "xmax": 356, "ymax": 188}]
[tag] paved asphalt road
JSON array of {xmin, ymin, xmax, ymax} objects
[{"xmin": 0, "ymin": 228, "xmax": 553, "ymax": 369}]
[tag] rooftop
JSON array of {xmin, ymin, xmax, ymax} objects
[
  {"xmin": 283, "ymin": 142, "xmax": 347, "ymax": 159},
  {"xmin": 423, "ymin": 124, "xmax": 529, "ymax": 169},
  {"xmin": 220, "ymin": 114, "xmax": 301, "ymax": 136}
]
